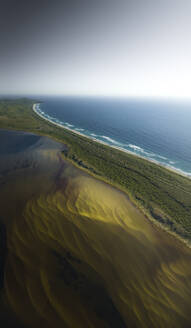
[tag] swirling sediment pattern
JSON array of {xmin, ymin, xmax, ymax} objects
[
  {"xmin": 5, "ymin": 164, "xmax": 191, "ymax": 328},
  {"xmin": 1, "ymin": 131, "xmax": 191, "ymax": 327}
]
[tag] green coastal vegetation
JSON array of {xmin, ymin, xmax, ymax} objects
[{"xmin": 1, "ymin": 98, "xmax": 191, "ymax": 243}]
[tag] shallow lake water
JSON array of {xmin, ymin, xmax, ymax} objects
[{"xmin": 1, "ymin": 129, "xmax": 191, "ymax": 328}]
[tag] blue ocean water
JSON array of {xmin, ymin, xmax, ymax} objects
[{"xmin": 36, "ymin": 97, "xmax": 191, "ymax": 176}]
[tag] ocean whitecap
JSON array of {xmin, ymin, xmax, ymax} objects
[
  {"xmin": 101, "ymin": 136, "xmax": 120, "ymax": 145},
  {"xmin": 128, "ymin": 144, "xmax": 144, "ymax": 152}
]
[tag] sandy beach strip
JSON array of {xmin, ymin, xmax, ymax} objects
[{"xmin": 33, "ymin": 103, "xmax": 191, "ymax": 179}]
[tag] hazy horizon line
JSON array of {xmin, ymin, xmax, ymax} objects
[{"xmin": 1, "ymin": 93, "xmax": 191, "ymax": 102}]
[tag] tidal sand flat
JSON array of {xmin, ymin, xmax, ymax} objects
[{"xmin": 1, "ymin": 130, "xmax": 191, "ymax": 327}]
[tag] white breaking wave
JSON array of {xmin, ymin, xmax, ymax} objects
[
  {"xmin": 156, "ymin": 155, "xmax": 167, "ymax": 160},
  {"xmin": 33, "ymin": 104, "xmax": 191, "ymax": 179},
  {"xmin": 128, "ymin": 144, "xmax": 144, "ymax": 152},
  {"xmin": 91, "ymin": 133, "xmax": 97, "ymax": 137},
  {"xmin": 101, "ymin": 136, "xmax": 120, "ymax": 145},
  {"xmin": 165, "ymin": 164, "xmax": 191, "ymax": 177},
  {"xmin": 65, "ymin": 123, "xmax": 74, "ymax": 127},
  {"xmin": 127, "ymin": 144, "xmax": 168, "ymax": 161}
]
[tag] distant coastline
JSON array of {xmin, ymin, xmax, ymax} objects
[
  {"xmin": 1, "ymin": 98, "xmax": 191, "ymax": 248},
  {"xmin": 33, "ymin": 103, "xmax": 191, "ymax": 180}
]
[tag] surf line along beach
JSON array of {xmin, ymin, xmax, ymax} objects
[
  {"xmin": 33, "ymin": 103, "xmax": 191, "ymax": 179},
  {"xmin": 32, "ymin": 100, "xmax": 191, "ymax": 248}
]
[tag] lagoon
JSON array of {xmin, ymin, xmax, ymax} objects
[{"xmin": 1, "ymin": 130, "xmax": 191, "ymax": 327}]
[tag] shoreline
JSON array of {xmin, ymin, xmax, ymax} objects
[
  {"xmin": 1, "ymin": 99, "xmax": 190, "ymax": 251},
  {"xmin": 32, "ymin": 103, "xmax": 191, "ymax": 250},
  {"xmin": 33, "ymin": 103, "xmax": 191, "ymax": 181}
]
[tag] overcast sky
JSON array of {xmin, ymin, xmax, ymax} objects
[{"xmin": 1, "ymin": 0, "xmax": 191, "ymax": 98}]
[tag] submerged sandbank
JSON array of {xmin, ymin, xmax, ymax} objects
[{"xmin": 2, "ymin": 129, "xmax": 191, "ymax": 327}]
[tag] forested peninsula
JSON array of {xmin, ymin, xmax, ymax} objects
[{"xmin": 1, "ymin": 98, "xmax": 191, "ymax": 245}]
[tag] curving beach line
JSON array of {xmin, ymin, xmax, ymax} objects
[{"xmin": 33, "ymin": 103, "xmax": 191, "ymax": 179}]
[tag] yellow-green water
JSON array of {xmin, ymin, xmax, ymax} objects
[{"xmin": 1, "ymin": 131, "xmax": 191, "ymax": 327}]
